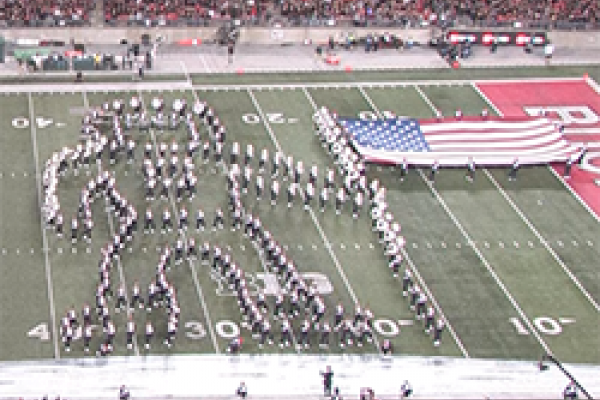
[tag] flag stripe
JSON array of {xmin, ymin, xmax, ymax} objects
[{"xmin": 339, "ymin": 116, "xmax": 578, "ymax": 167}]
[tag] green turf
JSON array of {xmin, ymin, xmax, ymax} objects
[
  {"xmin": 0, "ymin": 72, "xmax": 598, "ymax": 366},
  {"xmin": 191, "ymin": 65, "xmax": 600, "ymax": 86}
]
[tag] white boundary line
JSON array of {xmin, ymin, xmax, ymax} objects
[
  {"xmin": 409, "ymin": 86, "xmax": 554, "ymax": 355},
  {"xmin": 247, "ymin": 88, "xmax": 384, "ymax": 355},
  {"xmin": 138, "ymin": 90, "xmax": 221, "ymax": 354},
  {"xmin": 28, "ymin": 93, "xmax": 61, "ymax": 359},
  {"xmin": 82, "ymin": 91, "xmax": 142, "ymax": 355},
  {"xmin": 357, "ymin": 86, "xmax": 470, "ymax": 358},
  {"xmin": 0, "ymin": 77, "xmax": 586, "ymax": 95}
]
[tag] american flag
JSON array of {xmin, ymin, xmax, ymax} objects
[{"xmin": 338, "ymin": 116, "xmax": 580, "ymax": 166}]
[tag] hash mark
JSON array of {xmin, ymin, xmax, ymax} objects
[
  {"xmin": 587, "ymin": 240, "xmax": 594, "ymax": 247},
  {"xmin": 57, "ymin": 248, "xmax": 63, "ymax": 254},
  {"xmin": 557, "ymin": 240, "xmax": 564, "ymax": 247},
  {"xmin": 30, "ymin": 248, "xmax": 34, "ymax": 254},
  {"xmin": 86, "ymin": 247, "xmax": 91, "ymax": 254},
  {"xmin": 1, "ymin": 248, "xmax": 5, "ymax": 255},
  {"xmin": 312, "ymin": 244, "xmax": 318, "ymax": 250},
  {"xmin": 572, "ymin": 240, "xmax": 578, "ymax": 247},
  {"xmin": 354, "ymin": 243, "xmax": 360, "ymax": 250},
  {"xmin": 298, "ymin": 244, "xmax": 303, "ymax": 250},
  {"xmin": 499, "ymin": 242, "xmax": 504, "ymax": 248},
  {"xmin": 143, "ymin": 247, "xmax": 147, "ymax": 253},
  {"xmin": 513, "ymin": 241, "xmax": 519, "ymax": 249},
  {"xmin": 369, "ymin": 243, "xmax": 374, "ymax": 249},
  {"xmin": 340, "ymin": 243, "xmax": 346, "ymax": 250},
  {"xmin": 441, "ymin": 242, "xmax": 447, "ymax": 249},
  {"xmin": 72, "ymin": 247, "xmax": 77, "ymax": 254},
  {"xmin": 240, "ymin": 244, "xmax": 246, "ymax": 251},
  {"xmin": 412, "ymin": 243, "xmax": 418, "ymax": 249},
  {"xmin": 484, "ymin": 242, "xmax": 490, "ymax": 249},
  {"xmin": 528, "ymin": 241, "xmax": 534, "ymax": 248},
  {"xmin": 456, "ymin": 243, "xmax": 461, "ymax": 248},
  {"xmin": 426, "ymin": 242, "xmax": 432, "ymax": 249}
]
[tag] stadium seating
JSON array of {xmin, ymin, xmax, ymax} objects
[{"xmin": 0, "ymin": 0, "xmax": 94, "ymax": 27}]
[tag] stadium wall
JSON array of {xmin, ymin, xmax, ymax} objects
[{"xmin": 0, "ymin": 27, "xmax": 598, "ymax": 48}]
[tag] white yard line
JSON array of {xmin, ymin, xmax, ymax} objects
[
  {"xmin": 414, "ymin": 85, "xmax": 440, "ymax": 115},
  {"xmin": 472, "ymin": 81, "xmax": 600, "ymax": 223},
  {"xmin": 358, "ymin": 86, "xmax": 470, "ymax": 358},
  {"xmin": 401, "ymin": 248, "xmax": 470, "ymax": 358},
  {"xmin": 472, "ymin": 81, "xmax": 600, "ymax": 309},
  {"xmin": 418, "ymin": 169, "xmax": 552, "ymax": 355},
  {"xmin": 409, "ymin": 86, "xmax": 554, "ymax": 355},
  {"xmin": 483, "ymin": 168, "xmax": 600, "ymax": 313},
  {"xmin": 28, "ymin": 93, "xmax": 61, "ymax": 359},
  {"xmin": 139, "ymin": 90, "xmax": 220, "ymax": 354},
  {"xmin": 82, "ymin": 91, "xmax": 141, "ymax": 355},
  {"xmin": 248, "ymin": 88, "xmax": 383, "ymax": 355}
]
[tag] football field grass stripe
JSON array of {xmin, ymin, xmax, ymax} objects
[
  {"xmin": 357, "ymin": 87, "xmax": 470, "ymax": 358},
  {"xmin": 28, "ymin": 92, "xmax": 60, "ymax": 359},
  {"xmin": 471, "ymin": 81, "xmax": 600, "ymax": 224},
  {"xmin": 414, "ymin": 85, "xmax": 440, "ymax": 115},
  {"xmin": 247, "ymin": 88, "xmax": 384, "ymax": 355},
  {"xmin": 418, "ymin": 168, "xmax": 553, "ymax": 355},
  {"xmin": 83, "ymin": 91, "xmax": 142, "ymax": 355},
  {"xmin": 409, "ymin": 86, "xmax": 555, "ymax": 356},
  {"xmin": 139, "ymin": 90, "xmax": 221, "ymax": 354},
  {"xmin": 471, "ymin": 81, "xmax": 600, "ymax": 309},
  {"xmin": 483, "ymin": 169, "xmax": 600, "ymax": 313}
]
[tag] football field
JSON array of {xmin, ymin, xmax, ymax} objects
[{"xmin": 0, "ymin": 70, "xmax": 599, "ymax": 370}]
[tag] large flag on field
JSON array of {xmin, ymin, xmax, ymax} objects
[{"xmin": 339, "ymin": 116, "xmax": 579, "ymax": 166}]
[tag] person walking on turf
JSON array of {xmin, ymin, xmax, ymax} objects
[{"xmin": 320, "ymin": 365, "xmax": 334, "ymax": 397}]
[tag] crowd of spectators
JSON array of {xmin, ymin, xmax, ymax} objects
[
  {"xmin": 103, "ymin": 0, "xmax": 277, "ymax": 26},
  {"xmin": 102, "ymin": 0, "xmax": 600, "ymax": 28},
  {"xmin": 0, "ymin": 0, "xmax": 597, "ymax": 28},
  {"xmin": 0, "ymin": 0, "xmax": 94, "ymax": 27}
]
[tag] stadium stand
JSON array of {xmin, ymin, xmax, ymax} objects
[
  {"xmin": 100, "ymin": 0, "xmax": 600, "ymax": 29},
  {"xmin": 0, "ymin": 0, "xmax": 95, "ymax": 27}
]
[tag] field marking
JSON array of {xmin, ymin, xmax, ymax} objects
[
  {"xmin": 251, "ymin": 241, "xmax": 301, "ymax": 353},
  {"xmin": 409, "ymin": 87, "xmax": 553, "ymax": 355},
  {"xmin": 471, "ymin": 81, "xmax": 600, "ymax": 224},
  {"xmin": 180, "ymin": 61, "xmax": 192, "ymax": 85},
  {"xmin": 483, "ymin": 169, "xmax": 600, "ymax": 313},
  {"xmin": 414, "ymin": 85, "xmax": 439, "ymax": 115},
  {"xmin": 83, "ymin": 91, "xmax": 141, "ymax": 355},
  {"xmin": 358, "ymin": 87, "xmax": 470, "ymax": 358},
  {"xmin": 0, "ymin": 77, "xmax": 586, "ymax": 96},
  {"xmin": 139, "ymin": 90, "xmax": 220, "ymax": 354},
  {"xmin": 248, "ymin": 88, "xmax": 383, "ymax": 355},
  {"xmin": 472, "ymin": 82, "xmax": 600, "ymax": 310},
  {"xmin": 28, "ymin": 93, "xmax": 60, "ymax": 359}
]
